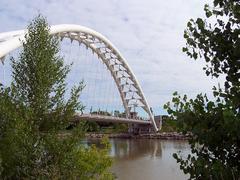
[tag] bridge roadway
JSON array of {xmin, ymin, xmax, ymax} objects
[{"xmin": 74, "ymin": 113, "xmax": 152, "ymax": 125}]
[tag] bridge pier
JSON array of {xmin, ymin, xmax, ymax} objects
[
  {"xmin": 128, "ymin": 116, "xmax": 162, "ymax": 134},
  {"xmin": 128, "ymin": 124, "xmax": 154, "ymax": 134}
]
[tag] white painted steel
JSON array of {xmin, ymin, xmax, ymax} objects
[
  {"xmin": 75, "ymin": 114, "xmax": 151, "ymax": 125},
  {"xmin": 0, "ymin": 24, "xmax": 158, "ymax": 131}
]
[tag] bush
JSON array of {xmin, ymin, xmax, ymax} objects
[{"xmin": 0, "ymin": 15, "xmax": 113, "ymax": 179}]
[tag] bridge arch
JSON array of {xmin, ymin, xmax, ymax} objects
[{"xmin": 0, "ymin": 24, "xmax": 158, "ymax": 132}]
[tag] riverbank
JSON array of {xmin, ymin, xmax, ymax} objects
[{"xmin": 85, "ymin": 132, "xmax": 190, "ymax": 140}]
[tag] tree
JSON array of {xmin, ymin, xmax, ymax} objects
[
  {"xmin": 0, "ymin": 15, "xmax": 113, "ymax": 179},
  {"xmin": 164, "ymin": 0, "xmax": 240, "ymax": 179}
]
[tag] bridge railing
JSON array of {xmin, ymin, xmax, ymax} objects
[{"xmin": 85, "ymin": 112, "xmax": 150, "ymax": 121}]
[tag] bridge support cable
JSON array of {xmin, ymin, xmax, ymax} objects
[
  {"xmin": 0, "ymin": 24, "xmax": 159, "ymax": 132},
  {"xmin": 0, "ymin": 61, "xmax": 4, "ymax": 85},
  {"xmin": 61, "ymin": 39, "xmax": 123, "ymax": 117},
  {"xmin": 0, "ymin": 48, "xmax": 20, "ymax": 87}
]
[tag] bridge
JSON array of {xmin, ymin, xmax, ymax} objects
[
  {"xmin": 74, "ymin": 113, "xmax": 151, "ymax": 125},
  {"xmin": 0, "ymin": 24, "xmax": 160, "ymax": 133}
]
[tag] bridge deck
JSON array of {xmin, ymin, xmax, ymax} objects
[{"xmin": 74, "ymin": 114, "xmax": 151, "ymax": 125}]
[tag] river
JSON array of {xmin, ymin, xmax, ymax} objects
[{"xmin": 86, "ymin": 138, "xmax": 190, "ymax": 180}]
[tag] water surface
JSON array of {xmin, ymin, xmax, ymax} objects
[{"xmin": 87, "ymin": 138, "xmax": 190, "ymax": 180}]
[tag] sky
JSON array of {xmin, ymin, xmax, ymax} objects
[{"xmin": 0, "ymin": 0, "xmax": 222, "ymax": 115}]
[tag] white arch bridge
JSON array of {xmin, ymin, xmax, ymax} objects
[{"xmin": 0, "ymin": 24, "xmax": 160, "ymax": 132}]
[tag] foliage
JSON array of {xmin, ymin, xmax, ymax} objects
[
  {"xmin": 112, "ymin": 123, "xmax": 128, "ymax": 133},
  {"xmin": 160, "ymin": 118, "xmax": 178, "ymax": 132},
  {"xmin": 91, "ymin": 110, "xmax": 111, "ymax": 116},
  {"xmin": 165, "ymin": 0, "xmax": 240, "ymax": 179},
  {"xmin": 85, "ymin": 121, "xmax": 101, "ymax": 132},
  {"xmin": 83, "ymin": 121, "xmax": 128, "ymax": 133},
  {"xmin": 0, "ymin": 15, "xmax": 113, "ymax": 179}
]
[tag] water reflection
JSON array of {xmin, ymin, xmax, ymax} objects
[
  {"xmin": 85, "ymin": 138, "xmax": 190, "ymax": 180},
  {"xmin": 110, "ymin": 139, "xmax": 162, "ymax": 160}
]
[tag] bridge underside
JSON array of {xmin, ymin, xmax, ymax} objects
[
  {"xmin": 72, "ymin": 114, "xmax": 156, "ymax": 134},
  {"xmin": 73, "ymin": 114, "xmax": 151, "ymax": 125}
]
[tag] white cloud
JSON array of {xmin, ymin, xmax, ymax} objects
[{"xmin": 0, "ymin": 0, "xmax": 221, "ymax": 115}]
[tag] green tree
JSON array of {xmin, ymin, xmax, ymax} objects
[
  {"xmin": 0, "ymin": 15, "xmax": 113, "ymax": 179},
  {"xmin": 85, "ymin": 121, "xmax": 100, "ymax": 132},
  {"xmin": 165, "ymin": 0, "xmax": 240, "ymax": 179}
]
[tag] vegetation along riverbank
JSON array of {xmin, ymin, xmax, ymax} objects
[{"xmin": 86, "ymin": 132, "xmax": 190, "ymax": 140}]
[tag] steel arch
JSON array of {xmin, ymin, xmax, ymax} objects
[{"xmin": 0, "ymin": 24, "xmax": 158, "ymax": 132}]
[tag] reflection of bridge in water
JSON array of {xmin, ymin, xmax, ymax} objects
[
  {"xmin": 109, "ymin": 139, "xmax": 190, "ymax": 180},
  {"xmin": 110, "ymin": 139, "xmax": 163, "ymax": 160},
  {"xmin": 85, "ymin": 138, "xmax": 162, "ymax": 160},
  {"xmin": 0, "ymin": 24, "xmax": 161, "ymax": 133},
  {"xmin": 86, "ymin": 138, "xmax": 189, "ymax": 161}
]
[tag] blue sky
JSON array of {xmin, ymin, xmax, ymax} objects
[{"xmin": 0, "ymin": 0, "xmax": 222, "ymax": 115}]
